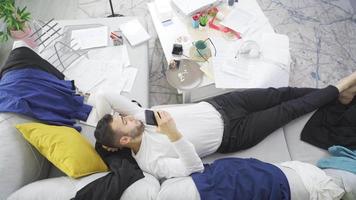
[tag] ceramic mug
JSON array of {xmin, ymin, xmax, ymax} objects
[{"xmin": 193, "ymin": 40, "xmax": 210, "ymax": 58}]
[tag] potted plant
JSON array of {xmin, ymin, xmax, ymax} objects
[
  {"xmin": 199, "ymin": 15, "xmax": 208, "ymax": 31},
  {"xmin": 0, "ymin": 0, "xmax": 31, "ymax": 42}
]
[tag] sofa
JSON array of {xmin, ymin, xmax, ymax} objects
[{"xmin": 1, "ymin": 106, "xmax": 335, "ymax": 200}]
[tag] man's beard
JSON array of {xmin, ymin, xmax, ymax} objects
[{"xmin": 129, "ymin": 120, "xmax": 144, "ymax": 139}]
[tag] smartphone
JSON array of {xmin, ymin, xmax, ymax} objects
[{"xmin": 145, "ymin": 110, "xmax": 158, "ymax": 126}]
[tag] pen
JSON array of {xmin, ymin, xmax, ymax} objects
[{"xmin": 111, "ymin": 32, "xmax": 120, "ymax": 38}]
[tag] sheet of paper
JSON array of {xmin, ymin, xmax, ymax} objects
[
  {"xmin": 122, "ymin": 67, "xmax": 138, "ymax": 92},
  {"xmin": 71, "ymin": 26, "xmax": 108, "ymax": 49},
  {"xmin": 212, "ymin": 57, "xmax": 251, "ymax": 88},
  {"xmin": 221, "ymin": 59, "xmax": 250, "ymax": 78},
  {"xmin": 65, "ymin": 58, "xmax": 124, "ymax": 93},
  {"xmin": 199, "ymin": 62, "xmax": 214, "ymax": 80},
  {"xmin": 87, "ymin": 45, "xmax": 130, "ymax": 67},
  {"xmin": 261, "ymin": 33, "xmax": 290, "ymax": 67},
  {"xmin": 210, "ymin": 36, "xmax": 242, "ymax": 58},
  {"xmin": 220, "ymin": 8, "xmax": 256, "ymax": 35},
  {"xmin": 120, "ymin": 19, "xmax": 150, "ymax": 46},
  {"xmin": 248, "ymin": 60, "xmax": 290, "ymax": 88}
]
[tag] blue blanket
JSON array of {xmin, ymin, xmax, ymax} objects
[
  {"xmin": 0, "ymin": 68, "xmax": 92, "ymax": 131},
  {"xmin": 191, "ymin": 158, "xmax": 290, "ymax": 200},
  {"xmin": 317, "ymin": 145, "xmax": 356, "ymax": 174}
]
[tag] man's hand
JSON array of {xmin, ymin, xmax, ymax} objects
[{"xmin": 154, "ymin": 110, "xmax": 182, "ymax": 142}]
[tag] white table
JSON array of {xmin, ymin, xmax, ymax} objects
[
  {"xmin": 15, "ymin": 17, "xmax": 149, "ymax": 107},
  {"xmin": 148, "ymin": 0, "xmax": 290, "ymax": 103}
]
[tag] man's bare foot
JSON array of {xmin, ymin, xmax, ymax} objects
[
  {"xmin": 335, "ymin": 71, "xmax": 356, "ymax": 93},
  {"xmin": 339, "ymin": 85, "xmax": 356, "ymax": 104}
]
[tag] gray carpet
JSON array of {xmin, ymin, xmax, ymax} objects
[{"xmin": 257, "ymin": 0, "xmax": 356, "ymax": 89}]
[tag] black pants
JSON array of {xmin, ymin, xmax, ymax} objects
[{"xmin": 206, "ymin": 86, "xmax": 339, "ymax": 153}]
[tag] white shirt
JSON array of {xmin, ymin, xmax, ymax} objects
[
  {"xmin": 281, "ymin": 161, "xmax": 344, "ymax": 200},
  {"xmin": 93, "ymin": 91, "xmax": 224, "ymax": 179},
  {"xmin": 132, "ymin": 132, "xmax": 203, "ymax": 179}
]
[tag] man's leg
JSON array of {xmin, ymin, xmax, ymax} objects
[
  {"xmin": 226, "ymin": 71, "xmax": 356, "ymax": 112},
  {"xmin": 228, "ymin": 87, "xmax": 317, "ymax": 112},
  {"xmin": 221, "ymin": 85, "xmax": 340, "ymax": 152}
]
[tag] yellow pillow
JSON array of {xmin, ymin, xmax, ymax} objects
[{"xmin": 16, "ymin": 123, "xmax": 108, "ymax": 178}]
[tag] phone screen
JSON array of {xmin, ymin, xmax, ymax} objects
[{"xmin": 145, "ymin": 110, "xmax": 158, "ymax": 126}]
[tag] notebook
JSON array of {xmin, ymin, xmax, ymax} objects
[{"xmin": 119, "ymin": 19, "xmax": 150, "ymax": 46}]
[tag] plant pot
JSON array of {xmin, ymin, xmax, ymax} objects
[
  {"xmin": 10, "ymin": 25, "xmax": 37, "ymax": 48},
  {"xmin": 199, "ymin": 23, "xmax": 207, "ymax": 31}
]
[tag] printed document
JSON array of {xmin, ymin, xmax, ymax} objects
[{"xmin": 71, "ymin": 26, "xmax": 108, "ymax": 49}]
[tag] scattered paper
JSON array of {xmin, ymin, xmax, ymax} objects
[
  {"xmin": 210, "ymin": 36, "xmax": 242, "ymax": 58},
  {"xmin": 71, "ymin": 26, "xmax": 108, "ymax": 49},
  {"xmin": 120, "ymin": 19, "xmax": 150, "ymax": 46},
  {"xmin": 261, "ymin": 33, "xmax": 290, "ymax": 67},
  {"xmin": 199, "ymin": 62, "xmax": 214, "ymax": 80},
  {"xmin": 122, "ymin": 67, "xmax": 138, "ymax": 92},
  {"xmin": 88, "ymin": 45, "xmax": 131, "ymax": 67},
  {"xmin": 220, "ymin": 8, "xmax": 256, "ymax": 36},
  {"xmin": 65, "ymin": 58, "xmax": 124, "ymax": 93},
  {"xmin": 248, "ymin": 60, "xmax": 290, "ymax": 88},
  {"xmin": 212, "ymin": 57, "xmax": 251, "ymax": 88},
  {"xmin": 221, "ymin": 59, "xmax": 250, "ymax": 78}
]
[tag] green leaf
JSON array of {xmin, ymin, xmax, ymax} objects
[
  {"xmin": 0, "ymin": 0, "xmax": 31, "ymax": 36},
  {"xmin": 15, "ymin": 21, "xmax": 19, "ymax": 30},
  {"xmin": 21, "ymin": 12, "xmax": 30, "ymax": 20},
  {"xmin": 0, "ymin": 31, "xmax": 9, "ymax": 42},
  {"xmin": 20, "ymin": 6, "xmax": 27, "ymax": 15}
]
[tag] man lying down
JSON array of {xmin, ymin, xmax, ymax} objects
[{"xmin": 93, "ymin": 72, "xmax": 356, "ymax": 199}]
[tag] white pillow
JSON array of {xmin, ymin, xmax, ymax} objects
[
  {"xmin": 121, "ymin": 172, "xmax": 160, "ymax": 200},
  {"xmin": 157, "ymin": 177, "xmax": 200, "ymax": 200},
  {"xmin": 8, "ymin": 172, "xmax": 160, "ymax": 200}
]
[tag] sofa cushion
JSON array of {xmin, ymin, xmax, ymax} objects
[
  {"xmin": 283, "ymin": 112, "xmax": 329, "ymax": 164},
  {"xmin": 202, "ymin": 128, "xmax": 291, "ymax": 164},
  {"xmin": 0, "ymin": 113, "xmax": 50, "ymax": 200},
  {"xmin": 8, "ymin": 172, "xmax": 160, "ymax": 200},
  {"xmin": 16, "ymin": 123, "xmax": 108, "ymax": 178},
  {"xmin": 45, "ymin": 123, "xmax": 98, "ymax": 179},
  {"xmin": 7, "ymin": 175, "xmax": 77, "ymax": 200}
]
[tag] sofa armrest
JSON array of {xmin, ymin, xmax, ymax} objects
[{"xmin": 0, "ymin": 113, "xmax": 50, "ymax": 199}]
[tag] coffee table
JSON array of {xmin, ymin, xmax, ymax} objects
[{"xmin": 148, "ymin": 0, "xmax": 290, "ymax": 103}]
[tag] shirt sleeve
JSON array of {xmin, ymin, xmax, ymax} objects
[
  {"xmin": 95, "ymin": 91, "xmax": 144, "ymax": 119},
  {"xmin": 153, "ymin": 137, "xmax": 204, "ymax": 179}
]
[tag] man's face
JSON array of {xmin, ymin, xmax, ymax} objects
[{"xmin": 111, "ymin": 114, "xmax": 144, "ymax": 140}]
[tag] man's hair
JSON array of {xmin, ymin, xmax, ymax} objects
[{"xmin": 94, "ymin": 114, "xmax": 118, "ymax": 147}]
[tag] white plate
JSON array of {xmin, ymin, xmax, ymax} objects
[{"xmin": 165, "ymin": 59, "xmax": 203, "ymax": 90}]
